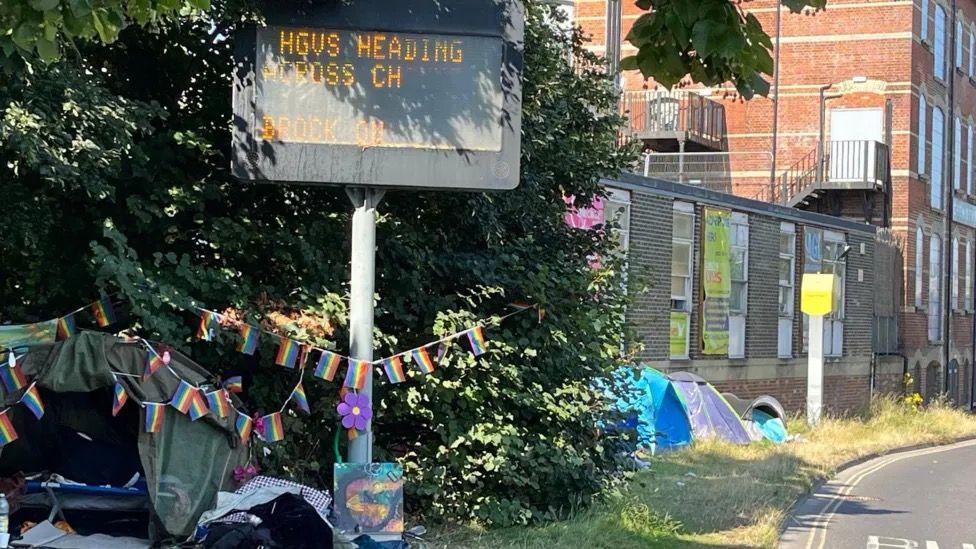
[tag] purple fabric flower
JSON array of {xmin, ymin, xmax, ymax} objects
[{"xmin": 337, "ymin": 392, "xmax": 372, "ymax": 430}]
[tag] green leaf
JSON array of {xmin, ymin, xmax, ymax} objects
[
  {"xmin": 619, "ymin": 55, "xmax": 639, "ymax": 71},
  {"xmin": 691, "ymin": 21, "xmax": 713, "ymax": 57},
  {"xmin": 35, "ymin": 36, "xmax": 59, "ymax": 62},
  {"xmin": 30, "ymin": 0, "xmax": 61, "ymax": 11}
]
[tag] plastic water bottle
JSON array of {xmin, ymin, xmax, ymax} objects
[{"xmin": 0, "ymin": 491, "xmax": 10, "ymax": 548}]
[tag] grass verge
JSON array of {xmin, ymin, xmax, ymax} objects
[{"xmin": 431, "ymin": 397, "xmax": 976, "ymax": 548}]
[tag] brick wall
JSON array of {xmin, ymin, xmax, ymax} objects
[
  {"xmin": 627, "ymin": 191, "xmax": 673, "ymax": 360},
  {"xmin": 746, "ymin": 215, "xmax": 781, "ymax": 358}
]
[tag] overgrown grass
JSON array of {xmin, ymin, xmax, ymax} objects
[{"xmin": 430, "ymin": 397, "xmax": 976, "ymax": 548}]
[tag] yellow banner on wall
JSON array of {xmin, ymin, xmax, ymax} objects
[
  {"xmin": 670, "ymin": 311, "xmax": 689, "ymax": 358},
  {"xmin": 702, "ymin": 208, "xmax": 731, "ymax": 355}
]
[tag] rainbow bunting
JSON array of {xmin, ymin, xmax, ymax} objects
[
  {"xmin": 91, "ymin": 296, "xmax": 116, "ymax": 328},
  {"xmin": 187, "ymin": 390, "xmax": 209, "ymax": 421},
  {"xmin": 275, "ymin": 338, "xmax": 300, "ymax": 369},
  {"xmin": 0, "ymin": 411, "xmax": 17, "ymax": 446},
  {"xmin": 411, "ymin": 347, "xmax": 436, "ymax": 375},
  {"xmin": 383, "ymin": 356, "xmax": 407, "ymax": 384},
  {"xmin": 112, "ymin": 382, "xmax": 129, "ymax": 417},
  {"xmin": 170, "ymin": 380, "xmax": 198, "ymax": 415},
  {"xmin": 0, "ymin": 365, "xmax": 28, "ymax": 393},
  {"xmin": 144, "ymin": 403, "xmax": 165, "ymax": 433},
  {"xmin": 313, "ymin": 351, "xmax": 342, "ymax": 381},
  {"xmin": 20, "ymin": 385, "xmax": 44, "ymax": 420},
  {"xmin": 56, "ymin": 314, "xmax": 77, "ymax": 340},
  {"xmin": 223, "ymin": 376, "xmax": 243, "ymax": 394},
  {"xmin": 144, "ymin": 349, "xmax": 165, "ymax": 381},
  {"xmin": 237, "ymin": 324, "xmax": 260, "ymax": 355},
  {"xmin": 436, "ymin": 342, "xmax": 450, "ymax": 363},
  {"xmin": 343, "ymin": 359, "xmax": 370, "ymax": 389},
  {"xmin": 206, "ymin": 390, "xmax": 231, "ymax": 418},
  {"xmin": 261, "ymin": 412, "xmax": 284, "ymax": 443},
  {"xmin": 196, "ymin": 310, "xmax": 219, "ymax": 341},
  {"xmin": 466, "ymin": 326, "xmax": 488, "ymax": 356},
  {"xmin": 236, "ymin": 413, "xmax": 254, "ymax": 443},
  {"xmin": 290, "ymin": 382, "xmax": 310, "ymax": 414}
]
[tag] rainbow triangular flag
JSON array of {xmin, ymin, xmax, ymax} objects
[
  {"xmin": 20, "ymin": 385, "xmax": 45, "ymax": 420},
  {"xmin": 411, "ymin": 347, "xmax": 436, "ymax": 375},
  {"xmin": 237, "ymin": 324, "xmax": 260, "ymax": 355},
  {"xmin": 144, "ymin": 349, "xmax": 165, "ymax": 381},
  {"xmin": 91, "ymin": 296, "xmax": 116, "ymax": 328},
  {"xmin": 235, "ymin": 413, "xmax": 253, "ymax": 443},
  {"xmin": 290, "ymin": 382, "xmax": 310, "ymax": 414},
  {"xmin": 56, "ymin": 314, "xmax": 77, "ymax": 340},
  {"xmin": 261, "ymin": 412, "xmax": 284, "ymax": 443},
  {"xmin": 223, "ymin": 376, "xmax": 243, "ymax": 394},
  {"xmin": 206, "ymin": 390, "xmax": 231, "ymax": 418},
  {"xmin": 383, "ymin": 356, "xmax": 406, "ymax": 384},
  {"xmin": 112, "ymin": 382, "xmax": 128, "ymax": 417},
  {"xmin": 196, "ymin": 310, "xmax": 219, "ymax": 341},
  {"xmin": 466, "ymin": 326, "xmax": 488, "ymax": 356},
  {"xmin": 275, "ymin": 338, "xmax": 300, "ymax": 368},
  {"xmin": 343, "ymin": 359, "xmax": 370, "ymax": 389},
  {"xmin": 187, "ymin": 390, "xmax": 209, "ymax": 421},
  {"xmin": 313, "ymin": 350, "xmax": 342, "ymax": 381},
  {"xmin": 0, "ymin": 364, "xmax": 28, "ymax": 393},
  {"xmin": 170, "ymin": 380, "xmax": 198, "ymax": 415},
  {"xmin": 0, "ymin": 410, "xmax": 17, "ymax": 446},
  {"xmin": 144, "ymin": 403, "xmax": 165, "ymax": 433}
]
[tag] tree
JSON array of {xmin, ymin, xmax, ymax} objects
[
  {"xmin": 1, "ymin": 1, "xmax": 636, "ymax": 526},
  {"xmin": 621, "ymin": 0, "xmax": 827, "ymax": 98}
]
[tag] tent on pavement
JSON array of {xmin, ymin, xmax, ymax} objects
[{"xmin": 2, "ymin": 331, "xmax": 249, "ymax": 542}]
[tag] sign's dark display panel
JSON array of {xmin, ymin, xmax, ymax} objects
[{"xmin": 233, "ymin": 1, "xmax": 524, "ymax": 190}]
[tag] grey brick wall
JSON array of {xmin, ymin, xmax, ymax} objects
[
  {"xmin": 627, "ymin": 191, "xmax": 673, "ymax": 360},
  {"xmin": 746, "ymin": 215, "xmax": 781, "ymax": 358}
]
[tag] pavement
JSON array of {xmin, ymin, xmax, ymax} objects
[{"xmin": 780, "ymin": 439, "xmax": 976, "ymax": 549}]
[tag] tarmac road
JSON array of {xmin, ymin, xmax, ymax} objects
[{"xmin": 779, "ymin": 438, "xmax": 976, "ymax": 549}]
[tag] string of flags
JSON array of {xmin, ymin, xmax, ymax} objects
[{"xmin": 0, "ymin": 292, "xmax": 540, "ymax": 448}]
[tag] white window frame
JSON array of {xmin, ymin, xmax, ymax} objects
[
  {"xmin": 968, "ymin": 121, "xmax": 974, "ymax": 194},
  {"xmin": 929, "ymin": 234, "xmax": 943, "ymax": 342},
  {"xmin": 823, "ymin": 231, "xmax": 847, "ymax": 357},
  {"xmin": 936, "ymin": 5, "xmax": 947, "ymax": 81},
  {"xmin": 956, "ymin": 17, "xmax": 964, "ymax": 69},
  {"xmin": 970, "ymin": 25, "xmax": 975, "ymax": 76},
  {"xmin": 922, "ymin": 0, "xmax": 930, "ymax": 43},
  {"xmin": 916, "ymin": 226, "xmax": 925, "ymax": 308},
  {"xmin": 967, "ymin": 239, "xmax": 973, "ymax": 311},
  {"xmin": 729, "ymin": 213, "xmax": 749, "ymax": 359},
  {"xmin": 953, "ymin": 236, "xmax": 960, "ymax": 309},
  {"xmin": 778, "ymin": 223, "xmax": 796, "ymax": 358},
  {"xmin": 933, "ymin": 106, "xmax": 946, "ymax": 209},
  {"xmin": 670, "ymin": 202, "xmax": 695, "ymax": 360},
  {"xmin": 955, "ymin": 116, "xmax": 963, "ymax": 190},
  {"xmin": 918, "ymin": 94, "xmax": 928, "ymax": 176}
]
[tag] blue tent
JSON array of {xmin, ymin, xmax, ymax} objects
[{"xmin": 642, "ymin": 368, "xmax": 694, "ymax": 452}]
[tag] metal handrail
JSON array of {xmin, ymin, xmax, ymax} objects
[
  {"xmin": 620, "ymin": 90, "xmax": 726, "ymax": 148},
  {"xmin": 756, "ymin": 140, "xmax": 890, "ymax": 205}
]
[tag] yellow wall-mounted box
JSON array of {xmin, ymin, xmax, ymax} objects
[{"xmin": 800, "ymin": 273, "xmax": 838, "ymax": 316}]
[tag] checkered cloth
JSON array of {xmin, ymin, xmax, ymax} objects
[{"xmin": 218, "ymin": 475, "xmax": 332, "ymax": 523}]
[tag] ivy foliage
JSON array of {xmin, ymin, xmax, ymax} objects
[
  {"xmin": 1, "ymin": 1, "xmax": 637, "ymax": 527},
  {"xmin": 620, "ymin": 0, "xmax": 827, "ymax": 98}
]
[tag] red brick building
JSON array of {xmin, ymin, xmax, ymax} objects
[{"xmin": 573, "ymin": 0, "xmax": 976, "ymax": 405}]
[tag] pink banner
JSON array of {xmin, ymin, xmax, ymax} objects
[{"xmin": 564, "ymin": 195, "xmax": 604, "ymax": 230}]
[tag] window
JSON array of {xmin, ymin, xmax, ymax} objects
[
  {"xmin": 922, "ymin": 0, "xmax": 930, "ymax": 42},
  {"xmin": 916, "ymin": 226, "xmax": 925, "ymax": 308},
  {"xmin": 957, "ymin": 18, "xmax": 964, "ymax": 69},
  {"xmin": 967, "ymin": 240, "xmax": 973, "ymax": 311},
  {"xmin": 929, "ymin": 234, "xmax": 943, "ymax": 341},
  {"xmin": 802, "ymin": 229, "xmax": 847, "ymax": 357},
  {"xmin": 936, "ymin": 6, "xmax": 947, "ymax": 80},
  {"xmin": 955, "ymin": 116, "xmax": 962, "ymax": 189},
  {"xmin": 729, "ymin": 213, "xmax": 749, "ymax": 359},
  {"xmin": 969, "ymin": 122, "xmax": 974, "ymax": 194},
  {"xmin": 918, "ymin": 95, "xmax": 927, "ymax": 176},
  {"xmin": 670, "ymin": 203, "xmax": 694, "ymax": 359},
  {"xmin": 778, "ymin": 223, "xmax": 796, "ymax": 358},
  {"xmin": 933, "ymin": 106, "xmax": 945, "ymax": 208},
  {"xmin": 953, "ymin": 237, "xmax": 960, "ymax": 309},
  {"xmin": 970, "ymin": 29, "xmax": 975, "ymax": 76}
]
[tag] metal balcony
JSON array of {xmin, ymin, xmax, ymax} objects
[
  {"xmin": 756, "ymin": 140, "xmax": 890, "ymax": 207},
  {"xmin": 620, "ymin": 90, "xmax": 727, "ymax": 152}
]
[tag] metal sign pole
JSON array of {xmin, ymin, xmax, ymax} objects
[
  {"xmin": 346, "ymin": 187, "xmax": 384, "ymax": 463},
  {"xmin": 807, "ymin": 314, "xmax": 825, "ymax": 427}
]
